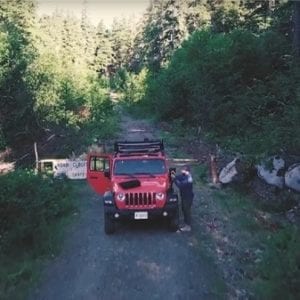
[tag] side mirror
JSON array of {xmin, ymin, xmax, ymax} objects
[{"xmin": 104, "ymin": 170, "xmax": 110, "ymax": 178}]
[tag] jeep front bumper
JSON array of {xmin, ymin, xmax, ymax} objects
[{"xmin": 104, "ymin": 202, "xmax": 178, "ymax": 220}]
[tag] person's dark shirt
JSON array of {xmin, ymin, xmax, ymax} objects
[{"xmin": 174, "ymin": 173, "xmax": 194, "ymax": 201}]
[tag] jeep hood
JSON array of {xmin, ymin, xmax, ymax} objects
[{"xmin": 113, "ymin": 176, "xmax": 167, "ymax": 193}]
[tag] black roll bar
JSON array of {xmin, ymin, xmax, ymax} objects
[{"xmin": 114, "ymin": 139, "xmax": 164, "ymax": 154}]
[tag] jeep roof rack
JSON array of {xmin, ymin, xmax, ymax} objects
[{"xmin": 114, "ymin": 139, "xmax": 164, "ymax": 154}]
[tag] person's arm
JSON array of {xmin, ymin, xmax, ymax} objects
[{"xmin": 174, "ymin": 174, "xmax": 189, "ymax": 189}]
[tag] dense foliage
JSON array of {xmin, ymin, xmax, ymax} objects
[
  {"xmin": 135, "ymin": 1, "xmax": 300, "ymax": 157},
  {"xmin": 0, "ymin": 170, "xmax": 74, "ymax": 298},
  {"xmin": 144, "ymin": 28, "xmax": 300, "ymax": 155},
  {"xmin": 2, "ymin": 1, "xmax": 298, "ymax": 157},
  {"xmin": 0, "ymin": 0, "xmax": 37, "ymax": 148},
  {"xmin": 0, "ymin": 0, "xmax": 125, "ymax": 150},
  {"xmin": 0, "ymin": 171, "xmax": 73, "ymax": 254}
]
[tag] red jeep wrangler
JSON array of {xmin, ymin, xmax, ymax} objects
[{"xmin": 87, "ymin": 140, "xmax": 179, "ymax": 234}]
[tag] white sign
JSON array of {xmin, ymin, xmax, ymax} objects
[{"xmin": 39, "ymin": 159, "xmax": 87, "ymax": 179}]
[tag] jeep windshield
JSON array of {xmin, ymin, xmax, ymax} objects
[{"xmin": 114, "ymin": 159, "xmax": 166, "ymax": 176}]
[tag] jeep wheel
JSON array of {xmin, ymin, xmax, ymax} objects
[
  {"xmin": 104, "ymin": 213, "xmax": 115, "ymax": 234},
  {"xmin": 169, "ymin": 214, "xmax": 179, "ymax": 232}
]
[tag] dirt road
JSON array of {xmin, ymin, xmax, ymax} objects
[{"xmin": 29, "ymin": 114, "xmax": 227, "ymax": 300}]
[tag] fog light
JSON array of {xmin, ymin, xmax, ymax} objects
[
  {"xmin": 163, "ymin": 211, "xmax": 168, "ymax": 217},
  {"xmin": 114, "ymin": 213, "xmax": 120, "ymax": 218}
]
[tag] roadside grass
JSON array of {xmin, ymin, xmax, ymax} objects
[
  {"xmin": 0, "ymin": 170, "xmax": 77, "ymax": 300},
  {"xmin": 193, "ymin": 164, "xmax": 209, "ymax": 184},
  {"xmin": 255, "ymin": 226, "xmax": 300, "ymax": 299},
  {"xmin": 212, "ymin": 189, "xmax": 300, "ymax": 299}
]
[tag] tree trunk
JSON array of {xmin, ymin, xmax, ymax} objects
[{"xmin": 293, "ymin": 1, "xmax": 300, "ymax": 56}]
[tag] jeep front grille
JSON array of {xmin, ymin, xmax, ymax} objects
[{"xmin": 125, "ymin": 192, "xmax": 156, "ymax": 207}]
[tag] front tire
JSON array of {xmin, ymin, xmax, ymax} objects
[{"xmin": 104, "ymin": 213, "xmax": 115, "ymax": 234}]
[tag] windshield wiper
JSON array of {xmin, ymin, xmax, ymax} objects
[{"xmin": 133, "ymin": 172, "xmax": 156, "ymax": 178}]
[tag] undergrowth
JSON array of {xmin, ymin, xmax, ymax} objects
[
  {"xmin": 214, "ymin": 189, "xmax": 300, "ymax": 299},
  {"xmin": 0, "ymin": 170, "xmax": 75, "ymax": 300}
]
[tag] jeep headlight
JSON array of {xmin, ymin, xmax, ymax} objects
[
  {"xmin": 155, "ymin": 192, "xmax": 165, "ymax": 201},
  {"xmin": 116, "ymin": 193, "xmax": 126, "ymax": 201}
]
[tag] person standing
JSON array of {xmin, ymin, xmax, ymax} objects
[{"xmin": 171, "ymin": 165, "xmax": 194, "ymax": 232}]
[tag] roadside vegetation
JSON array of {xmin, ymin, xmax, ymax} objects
[
  {"xmin": 212, "ymin": 189, "xmax": 300, "ymax": 299},
  {"xmin": 0, "ymin": 171, "xmax": 75, "ymax": 299},
  {"xmin": 143, "ymin": 27, "xmax": 300, "ymax": 157},
  {"xmin": 122, "ymin": 1, "xmax": 300, "ymax": 159}
]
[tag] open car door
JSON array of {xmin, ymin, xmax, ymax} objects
[{"xmin": 87, "ymin": 153, "xmax": 112, "ymax": 195}]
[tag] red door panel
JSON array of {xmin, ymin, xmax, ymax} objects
[{"xmin": 87, "ymin": 154, "xmax": 112, "ymax": 195}]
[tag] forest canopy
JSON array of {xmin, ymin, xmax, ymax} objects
[
  {"xmin": 127, "ymin": 0, "xmax": 300, "ymax": 156},
  {"xmin": 0, "ymin": 0, "xmax": 300, "ymax": 157}
]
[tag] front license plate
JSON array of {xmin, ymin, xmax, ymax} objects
[{"xmin": 134, "ymin": 212, "xmax": 148, "ymax": 220}]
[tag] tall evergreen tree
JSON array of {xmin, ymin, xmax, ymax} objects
[
  {"xmin": 94, "ymin": 21, "xmax": 113, "ymax": 75},
  {"xmin": 141, "ymin": 0, "xmax": 187, "ymax": 72},
  {"xmin": 110, "ymin": 17, "xmax": 135, "ymax": 69},
  {"xmin": 80, "ymin": 1, "xmax": 97, "ymax": 68},
  {"xmin": 183, "ymin": 0, "xmax": 211, "ymax": 34},
  {"xmin": 0, "ymin": 0, "xmax": 37, "ymax": 144}
]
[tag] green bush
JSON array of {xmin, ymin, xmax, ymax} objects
[
  {"xmin": 109, "ymin": 68, "xmax": 129, "ymax": 91},
  {"xmin": 82, "ymin": 82, "xmax": 118, "ymax": 143},
  {"xmin": 123, "ymin": 68, "xmax": 148, "ymax": 103},
  {"xmin": 0, "ymin": 170, "xmax": 74, "ymax": 299},
  {"xmin": 0, "ymin": 170, "xmax": 74, "ymax": 255}
]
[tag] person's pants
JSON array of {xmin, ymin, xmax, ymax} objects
[{"xmin": 182, "ymin": 198, "xmax": 193, "ymax": 225}]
